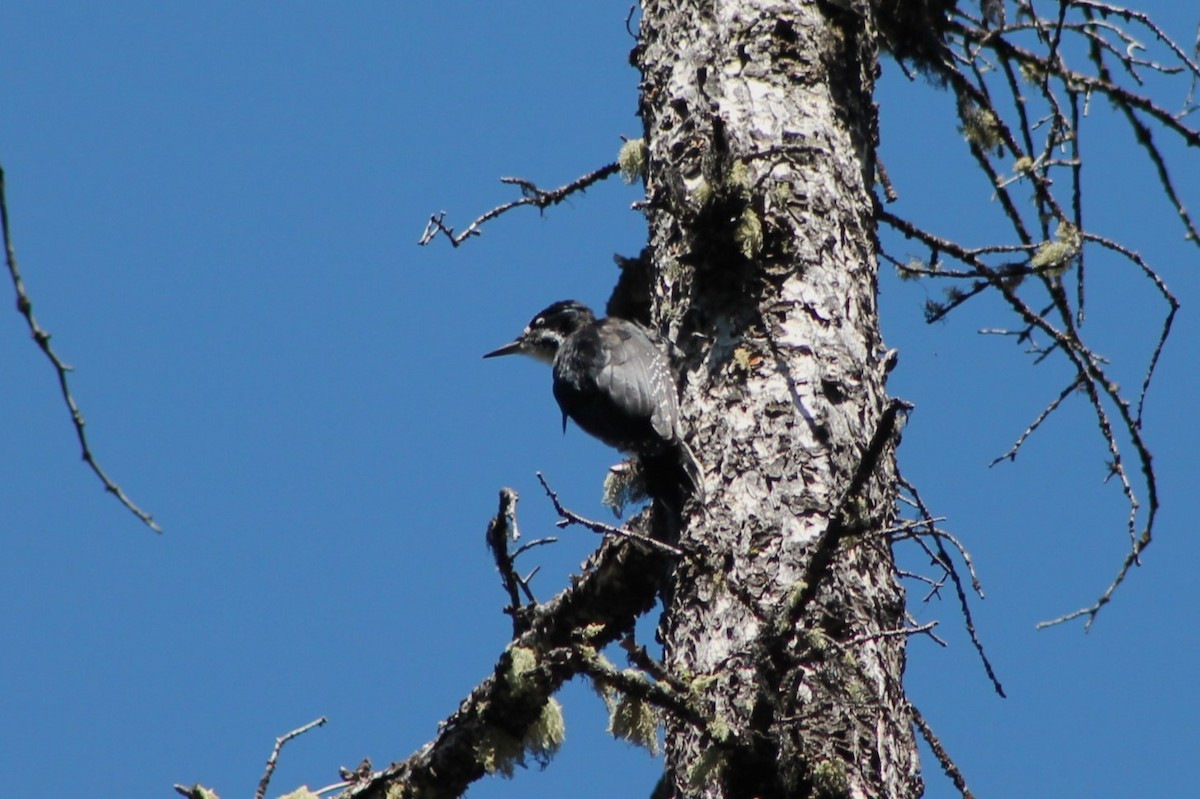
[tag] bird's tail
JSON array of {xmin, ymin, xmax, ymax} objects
[
  {"xmin": 640, "ymin": 440, "xmax": 704, "ymax": 514},
  {"xmin": 677, "ymin": 438, "xmax": 705, "ymax": 504}
]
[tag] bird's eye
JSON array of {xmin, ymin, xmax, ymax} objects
[{"xmin": 533, "ymin": 317, "xmax": 545, "ymax": 328}]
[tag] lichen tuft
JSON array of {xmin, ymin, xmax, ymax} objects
[
  {"xmin": 618, "ymin": 138, "xmax": 648, "ymax": 184},
  {"xmin": 608, "ymin": 692, "xmax": 661, "ymax": 755}
]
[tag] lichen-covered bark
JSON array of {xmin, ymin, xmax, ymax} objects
[{"xmin": 634, "ymin": 1, "xmax": 920, "ymax": 796}]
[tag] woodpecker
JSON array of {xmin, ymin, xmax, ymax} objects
[{"xmin": 484, "ymin": 300, "xmax": 703, "ymax": 509}]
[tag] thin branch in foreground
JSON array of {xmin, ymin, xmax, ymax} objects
[
  {"xmin": 1082, "ymin": 231, "xmax": 1180, "ymax": 427},
  {"xmin": 899, "ymin": 479, "xmax": 1005, "ymax": 698},
  {"xmin": 535, "ymin": 472, "xmax": 687, "ymax": 557},
  {"xmin": 417, "ymin": 163, "xmax": 619, "ymax": 247},
  {"xmin": 989, "ymin": 375, "xmax": 1085, "ymax": 467},
  {"xmin": 572, "ymin": 645, "xmax": 707, "ymax": 729},
  {"xmin": 780, "ymin": 398, "xmax": 913, "ymax": 631},
  {"xmin": 620, "ymin": 632, "xmax": 693, "ymax": 696},
  {"xmin": 255, "ymin": 717, "xmax": 328, "ymax": 799},
  {"xmin": 0, "ymin": 166, "xmax": 161, "ymax": 533},
  {"xmin": 1034, "ymin": 531, "xmax": 1148, "ymax": 631},
  {"xmin": 842, "ymin": 620, "xmax": 943, "ymax": 649},
  {"xmin": 892, "ymin": 521, "xmax": 983, "ymax": 598},
  {"xmin": 911, "ymin": 703, "xmax": 974, "ymax": 799}
]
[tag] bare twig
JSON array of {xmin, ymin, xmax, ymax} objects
[
  {"xmin": 624, "ymin": 4, "xmax": 639, "ymax": 39},
  {"xmin": 486, "ymin": 488, "xmax": 537, "ymax": 631},
  {"xmin": 1081, "ymin": 232, "xmax": 1180, "ymax": 427},
  {"xmin": 843, "ymin": 620, "xmax": 942, "ymax": 648},
  {"xmin": 0, "ymin": 166, "xmax": 160, "ymax": 533},
  {"xmin": 418, "ymin": 163, "xmax": 620, "ymax": 247},
  {"xmin": 254, "ymin": 716, "xmax": 328, "ymax": 799},
  {"xmin": 889, "ymin": 520, "xmax": 983, "ymax": 598},
  {"xmin": 989, "ymin": 376, "xmax": 1086, "ymax": 466},
  {"xmin": 512, "ymin": 536, "xmax": 558, "ymax": 559},
  {"xmin": 535, "ymin": 472, "xmax": 686, "ymax": 557},
  {"xmin": 898, "ymin": 479, "xmax": 1004, "ymax": 697},
  {"xmin": 881, "ymin": 516, "xmax": 948, "ymax": 536}
]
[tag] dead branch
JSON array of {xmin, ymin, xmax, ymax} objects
[
  {"xmin": 486, "ymin": 488, "xmax": 558, "ymax": 635},
  {"xmin": 418, "ymin": 163, "xmax": 619, "ymax": 247},
  {"xmin": 339, "ymin": 523, "xmax": 668, "ymax": 799},
  {"xmin": 896, "ymin": 479, "xmax": 1004, "ymax": 697},
  {"xmin": 0, "ymin": 165, "xmax": 160, "ymax": 533},
  {"xmin": 911, "ymin": 703, "xmax": 974, "ymax": 799},
  {"xmin": 989, "ymin": 376, "xmax": 1086, "ymax": 466},
  {"xmin": 536, "ymin": 471, "xmax": 687, "ymax": 557},
  {"xmin": 879, "ymin": 2, "xmax": 1196, "ymax": 629},
  {"xmin": 255, "ymin": 717, "xmax": 328, "ymax": 799}
]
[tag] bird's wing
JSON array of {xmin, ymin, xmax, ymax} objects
[{"xmin": 595, "ymin": 321, "xmax": 680, "ymax": 443}]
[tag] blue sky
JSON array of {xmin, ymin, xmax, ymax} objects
[{"xmin": 2, "ymin": 4, "xmax": 1196, "ymax": 798}]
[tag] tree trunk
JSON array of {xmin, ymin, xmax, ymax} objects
[{"xmin": 635, "ymin": 2, "xmax": 920, "ymax": 796}]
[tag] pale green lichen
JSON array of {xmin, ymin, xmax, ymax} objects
[
  {"xmin": 602, "ymin": 460, "xmax": 647, "ymax": 517},
  {"xmin": 805, "ymin": 628, "xmax": 831, "ymax": 653},
  {"xmin": 181, "ymin": 787, "xmax": 220, "ymax": 799},
  {"xmin": 475, "ymin": 726, "xmax": 525, "ymax": 777},
  {"xmin": 812, "ymin": 759, "xmax": 850, "ymax": 797},
  {"xmin": 726, "ymin": 160, "xmax": 753, "ymax": 200},
  {"xmin": 1019, "ymin": 60, "xmax": 1045, "ymax": 83},
  {"xmin": 506, "ymin": 646, "xmax": 538, "ymax": 693},
  {"xmin": 897, "ymin": 258, "xmax": 926, "ymax": 281},
  {"xmin": 664, "ymin": 255, "xmax": 690, "ymax": 284},
  {"xmin": 707, "ymin": 716, "xmax": 733, "ymax": 744},
  {"xmin": 1013, "ymin": 155, "xmax": 1034, "ymax": 174},
  {"xmin": 608, "ymin": 693, "xmax": 661, "ymax": 755},
  {"xmin": 732, "ymin": 345, "xmax": 764, "ymax": 374},
  {"xmin": 1030, "ymin": 220, "xmax": 1082, "ymax": 276},
  {"xmin": 618, "ymin": 138, "xmax": 648, "ymax": 184},
  {"xmin": 735, "ymin": 206, "xmax": 763, "ymax": 259},
  {"xmin": 475, "ymin": 697, "xmax": 566, "ymax": 777},
  {"xmin": 578, "ymin": 622, "xmax": 607, "ymax": 642},
  {"xmin": 769, "ymin": 180, "xmax": 795, "ymax": 210},
  {"xmin": 773, "ymin": 581, "xmax": 809, "ymax": 635},
  {"xmin": 688, "ymin": 745, "xmax": 727, "ymax": 788},
  {"xmin": 841, "ymin": 496, "xmax": 869, "ymax": 526},
  {"xmin": 591, "ymin": 679, "xmax": 616, "ymax": 713},
  {"xmin": 958, "ymin": 98, "xmax": 1002, "ymax": 152},
  {"xmin": 527, "ymin": 697, "xmax": 566, "ymax": 761},
  {"xmin": 386, "ymin": 782, "xmax": 428, "ymax": 799},
  {"xmin": 845, "ymin": 675, "xmax": 868, "ymax": 704}
]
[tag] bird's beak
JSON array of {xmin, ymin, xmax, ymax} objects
[{"xmin": 483, "ymin": 339, "xmax": 525, "ymax": 359}]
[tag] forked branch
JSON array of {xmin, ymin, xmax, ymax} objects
[
  {"xmin": 418, "ymin": 163, "xmax": 619, "ymax": 247},
  {"xmin": 879, "ymin": 1, "xmax": 1193, "ymax": 627}
]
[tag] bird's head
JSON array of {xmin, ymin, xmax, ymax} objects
[{"xmin": 483, "ymin": 300, "xmax": 596, "ymax": 364}]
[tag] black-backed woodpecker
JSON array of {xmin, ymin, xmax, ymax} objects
[{"xmin": 484, "ymin": 300, "xmax": 703, "ymax": 509}]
